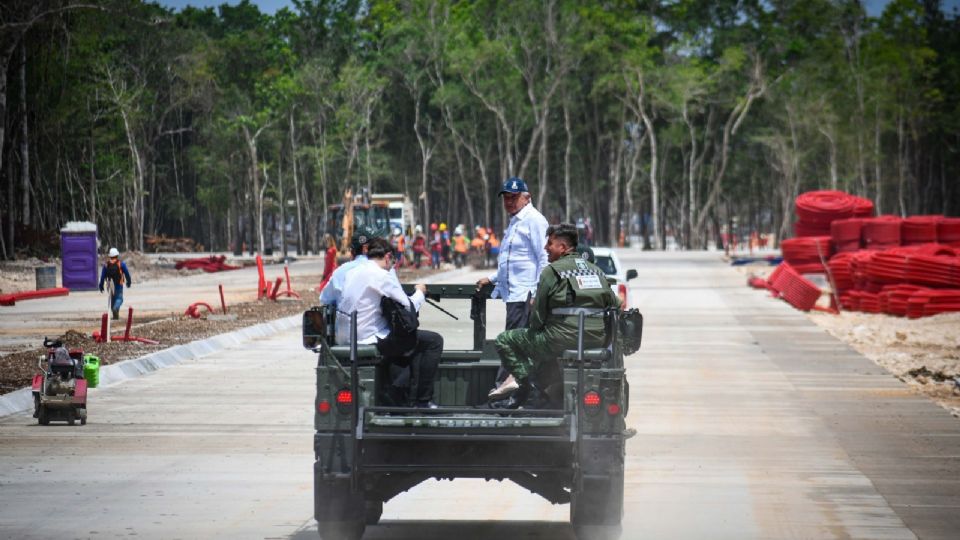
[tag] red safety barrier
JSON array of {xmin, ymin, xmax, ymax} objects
[
  {"xmin": 219, "ymin": 284, "xmax": 228, "ymax": 314},
  {"xmin": 256, "ymin": 254, "xmax": 267, "ymax": 299},
  {"xmin": 273, "ymin": 266, "xmax": 301, "ymax": 300},
  {"xmin": 92, "ymin": 308, "xmax": 160, "ymax": 344},
  {"xmin": 269, "ymin": 277, "xmax": 284, "ymax": 301},
  {"xmin": 185, "ymin": 302, "xmax": 215, "ymax": 319},
  {"xmin": 772, "ymin": 263, "xmax": 822, "ymax": 311}
]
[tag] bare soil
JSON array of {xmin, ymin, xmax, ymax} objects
[
  {"xmin": 0, "ymin": 258, "xmax": 439, "ymax": 396},
  {"xmin": 736, "ymin": 260, "xmax": 960, "ymax": 417}
]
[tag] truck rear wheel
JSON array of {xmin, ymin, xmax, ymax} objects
[
  {"xmin": 315, "ymin": 479, "xmax": 365, "ymax": 539},
  {"xmin": 37, "ymin": 405, "xmax": 49, "ymax": 425},
  {"xmin": 570, "ymin": 472, "xmax": 624, "ymax": 539},
  {"xmin": 364, "ymin": 500, "xmax": 383, "ymax": 525},
  {"xmin": 317, "ymin": 520, "xmax": 364, "ymax": 540}
]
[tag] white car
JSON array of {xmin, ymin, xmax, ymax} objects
[{"xmin": 590, "ymin": 247, "xmax": 638, "ymax": 309}]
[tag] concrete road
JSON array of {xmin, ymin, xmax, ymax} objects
[
  {"xmin": 2, "ymin": 251, "xmax": 958, "ymax": 539},
  {"xmin": 0, "ymin": 257, "xmax": 326, "ymax": 353}
]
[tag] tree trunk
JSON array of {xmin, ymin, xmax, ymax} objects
[
  {"xmin": 290, "ymin": 111, "xmax": 303, "ymax": 255},
  {"xmin": 563, "ymin": 100, "xmax": 572, "ymax": 222},
  {"xmin": 19, "ymin": 43, "xmax": 30, "ymax": 227}
]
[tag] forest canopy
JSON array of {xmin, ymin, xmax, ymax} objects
[{"xmin": 1, "ymin": 0, "xmax": 958, "ymax": 257}]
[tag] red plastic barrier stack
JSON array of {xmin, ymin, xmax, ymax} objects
[
  {"xmin": 880, "ymin": 284, "xmax": 929, "ymax": 317},
  {"xmin": 938, "ymin": 217, "xmax": 960, "ymax": 245},
  {"xmin": 831, "ymin": 218, "xmax": 863, "ymax": 252},
  {"xmin": 901, "ymin": 216, "xmax": 940, "ymax": 245},
  {"xmin": 861, "ymin": 216, "xmax": 902, "ymax": 250},
  {"xmin": 780, "ymin": 236, "xmax": 833, "ymax": 274}
]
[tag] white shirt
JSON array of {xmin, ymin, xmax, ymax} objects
[
  {"xmin": 488, "ymin": 202, "xmax": 549, "ymax": 302},
  {"xmin": 336, "ymin": 260, "xmax": 425, "ymax": 345},
  {"xmin": 319, "ymin": 254, "xmax": 368, "ymax": 306}
]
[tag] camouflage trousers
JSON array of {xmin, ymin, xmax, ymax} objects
[{"xmin": 494, "ymin": 328, "xmax": 562, "ymax": 381}]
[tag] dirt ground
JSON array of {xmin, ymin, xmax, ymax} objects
[
  {"xmin": 735, "ymin": 259, "xmax": 960, "ymax": 417},
  {"xmin": 0, "ymin": 256, "xmax": 440, "ymax": 396}
]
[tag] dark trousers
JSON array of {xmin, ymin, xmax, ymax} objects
[
  {"xmin": 495, "ymin": 301, "xmax": 530, "ymax": 383},
  {"xmin": 378, "ymin": 329, "xmax": 443, "ymax": 404}
]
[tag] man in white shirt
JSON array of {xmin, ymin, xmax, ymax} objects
[
  {"xmin": 337, "ymin": 237, "xmax": 443, "ymax": 408},
  {"xmin": 475, "ymin": 177, "xmax": 549, "ymax": 391},
  {"xmin": 319, "ymin": 226, "xmax": 375, "ymax": 307}
]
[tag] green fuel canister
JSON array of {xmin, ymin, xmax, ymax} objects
[{"xmin": 83, "ymin": 354, "xmax": 100, "ymax": 388}]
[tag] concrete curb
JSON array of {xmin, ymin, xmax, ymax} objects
[{"xmin": 0, "ymin": 315, "xmax": 300, "ymax": 418}]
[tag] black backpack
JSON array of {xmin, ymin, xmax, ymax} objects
[{"xmin": 379, "ymin": 296, "xmax": 419, "ymax": 355}]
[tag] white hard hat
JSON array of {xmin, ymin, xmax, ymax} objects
[
  {"xmin": 108, "ymin": 247, "xmax": 120, "ymax": 258},
  {"xmin": 415, "ymin": 225, "xmax": 423, "ymax": 233}
]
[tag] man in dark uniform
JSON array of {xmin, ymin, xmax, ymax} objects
[{"xmin": 493, "ymin": 223, "xmax": 620, "ymax": 408}]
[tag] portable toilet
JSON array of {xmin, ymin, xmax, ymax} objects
[{"xmin": 61, "ymin": 222, "xmax": 99, "ymax": 290}]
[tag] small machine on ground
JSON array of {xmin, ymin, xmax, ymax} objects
[{"xmin": 32, "ymin": 338, "xmax": 90, "ymax": 426}]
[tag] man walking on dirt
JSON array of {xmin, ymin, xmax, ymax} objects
[{"xmin": 98, "ymin": 247, "xmax": 132, "ymax": 319}]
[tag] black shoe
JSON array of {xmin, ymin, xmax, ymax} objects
[{"xmin": 112, "ymin": 309, "xmax": 120, "ymax": 319}]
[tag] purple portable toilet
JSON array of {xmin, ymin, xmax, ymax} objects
[{"xmin": 60, "ymin": 222, "xmax": 99, "ymax": 290}]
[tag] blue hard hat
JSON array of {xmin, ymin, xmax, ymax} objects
[{"xmin": 498, "ymin": 177, "xmax": 528, "ymax": 195}]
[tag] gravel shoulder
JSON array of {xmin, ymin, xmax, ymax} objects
[{"xmin": 735, "ymin": 259, "xmax": 960, "ymax": 416}]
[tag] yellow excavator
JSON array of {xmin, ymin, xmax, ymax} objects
[{"xmin": 327, "ymin": 188, "xmax": 390, "ymax": 257}]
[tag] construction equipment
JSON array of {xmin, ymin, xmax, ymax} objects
[
  {"xmin": 31, "ymin": 338, "xmax": 92, "ymax": 426},
  {"xmin": 326, "ymin": 188, "xmax": 394, "ymax": 256}
]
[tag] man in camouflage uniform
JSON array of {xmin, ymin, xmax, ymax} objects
[{"xmin": 493, "ymin": 223, "xmax": 620, "ymax": 408}]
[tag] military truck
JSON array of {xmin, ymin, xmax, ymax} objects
[{"xmin": 301, "ymin": 283, "xmax": 642, "ymax": 540}]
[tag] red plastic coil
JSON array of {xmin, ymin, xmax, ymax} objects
[
  {"xmin": 830, "ymin": 218, "xmax": 862, "ymax": 253},
  {"xmin": 937, "ymin": 218, "xmax": 960, "ymax": 244},
  {"xmin": 827, "ymin": 252, "xmax": 855, "ymax": 291},
  {"xmin": 781, "ymin": 236, "xmax": 833, "ymax": 273},
  {"xmin": 861, "ymin": 216, "xmax": 902, "ymax": 250},
  {"xmin": 796, "ymin": 190, "xmax": 857, "ymax": 224},
  {"xmin": 901, "ymin": 216, "xmax": 940, "ymax": 245}
]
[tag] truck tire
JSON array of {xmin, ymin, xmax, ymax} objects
[
  {"xmin": 38, "ymin": 405, "xmax": 49, "ymax": 425},
  {"xmin": 570, "ymin": 472, "xmax": 624, "ymax": 539},
  {"xmin": 317, "ymin": 520, "xmax": 364, "ymax": 540},
  {"xmin": 315, "ymin": 479, "xmax": 365, "ymax": 539},
  {"xmin": 364, "ymin": 500, "xmax": 383, "ymax": 525}
]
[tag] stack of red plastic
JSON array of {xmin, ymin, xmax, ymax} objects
[
  {"xmin": 861, "ymin": 216, "xmax": 902, "ymax": 250},
  {"xmin": 879, "ymin": 284, "xmax": 929, "ymax": 317},
  {"xmin": 906, "ymin": 254, "xmax": 958, "ymax": 287},
  {"xmin": 831, "ymin": 218, "xmax": 863, "ymax": 252},
  {"xmin": 901, "ymin": 216, "xmax": 939, "ymax": 245},
  {"xmin": 827, "ymin": 252, "xmax": 856, "ymax": 291},
  {"xmin": 938, "ymin": 218, "xmax": 960, "ymax": 245},
  {"xmin": 174, "ymin": 255, "xmax": 240, "ymax": 273},
  {"xmin": 907, "ymin": 290, "xmax": 960, "ymax": 318},
  {"xmin": 780, "ymin": 236, "xmax": 833, "ymax": 273},
  {"xmin": 864, "ymin": 249, "xmax": 909, "ymax": 285}
]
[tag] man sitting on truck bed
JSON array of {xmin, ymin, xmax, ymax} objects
[
  {"xmin": 337, "ymin": 237, "xmax": 443, "ymax": 408},
  {"xmin": 492, "ymin": 223, "xmax": 620, "ymax": 408}
]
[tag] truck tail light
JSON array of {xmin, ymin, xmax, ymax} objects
[
  {"xmin": 606, "ymin": 403, "xmax": 621, "ymax": 416},
  {"xmin": 336, "ymin": 389, "xmax": 353, "ymax": 405},
  {"xmin": 317, "ymin": 399, "xmax": 331, "ymax": 414},
  {"xmin": 583, "ymin": 390, "xmax": 601, "ymax": 410},
  {"xmin": 617, "ymin": 283, "xmax": 628, "ymax": 310}
]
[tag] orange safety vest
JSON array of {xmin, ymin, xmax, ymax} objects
[
  {"xmin": 104, "ymin": 259, "xmax": 125, "ymax": 285},
  {"xmin": 488, "ymin": 234, "xmax": 500, "ymax": 249},
  {"xmin": 454, "ymin": 235, "xmax": 469, "ymax": 253}
]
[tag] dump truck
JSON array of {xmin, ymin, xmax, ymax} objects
[{"xmin": 302, "ymin": 283, "xmax": 643, "ymax": 539}]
